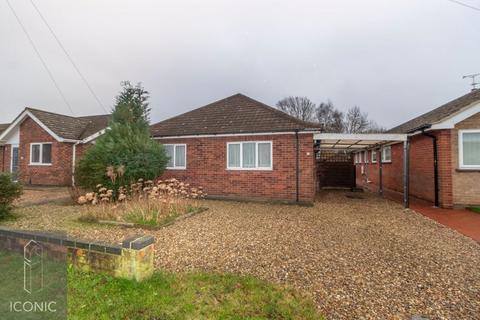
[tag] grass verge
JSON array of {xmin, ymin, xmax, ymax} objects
[
  {"xmin": 68, "ymin": 268, "xmax": 322, "ymax": 320},
  {"xmin": 467, "ymin": 206, "xmax": 480, "ymax": 214}
]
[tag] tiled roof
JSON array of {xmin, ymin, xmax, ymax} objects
[
  {"xmin": 26, "ymin": 108, "xmax": 111, "ymax": 140},
  {"xmin": 150, "ymin": 93, "xmax": 320, "ymax": 137},
  {"xmin": 388, "ymin": 89, "xmax": 480, "ymax": 133},
  {"xmin": 76, "ymin": 114, "xmax": 111, "ymax": 139}
]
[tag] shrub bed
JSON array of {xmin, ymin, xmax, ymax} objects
[{"xmin": 77, "ymin": 178, "xmax": 206, "ymax": 228}]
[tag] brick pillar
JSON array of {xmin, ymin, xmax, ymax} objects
[
  {"xmin": 120, "ymin": 235, "xmax": 155, "ymax": 281},
  {"xmin": 436, "ymin": 130, "xmax": 453, "ymax": 208}
]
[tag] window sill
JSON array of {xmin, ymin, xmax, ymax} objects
[
  {"xmin": 226, "ymin": 168, "xmax": 273, "ymax": 171},
  {"xmin": 29, "ymin": 163, "xmax": 52, "ymax": 166},
  {"xmin": 381, "ymin": 161, "xmax": 392, "ymax": 164},
  {"xmin": 166, "ymin": 167, "xmax": 186, "ymax": 170},
  {"xmin": 456, "ymin": 168, "xmax": 480, "ymax": 172}
]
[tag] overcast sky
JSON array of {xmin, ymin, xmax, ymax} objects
[{"xmin": 1, "ymin": 0, "xmax": 479, "ymax": 128}]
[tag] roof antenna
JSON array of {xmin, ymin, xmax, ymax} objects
[{"xmin": 462, "ymin": 73, "xmax": 480, "ymax": 91}]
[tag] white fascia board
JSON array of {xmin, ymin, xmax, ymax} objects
[
  {"xmin": 429, "ymin": 101, "xmax": 480, "ymax": 130},
  {"xmin": 153, "ymin": 131, "xmax": 316, "ymax": 139},
  {"xmin": 0, "ymin": 110, "xmax": 80, "ymax": 143},
  {"xmin": 81, "ymin": 128, "xmax": 108, "ymax": 144},
  {"xmin": 314, "ymin": 133, "xmax": 408, "ymax": 141}
]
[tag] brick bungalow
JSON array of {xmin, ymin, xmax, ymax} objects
[
  {"xmin": 0, "ymin": 108, "xmax": 110, "ymax": 185},
  {"xmin": 354, "ymin": 89, "xmax": 480, "ymax": 208},
  {"xmin": 150, "ymin": 94, "xmax": 321, "ymax": 204}
]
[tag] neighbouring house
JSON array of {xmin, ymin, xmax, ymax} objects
[
  {"xmin": 150, "ymin": 93, "xmax": 321, "ymax": 204},
  {"xmin": 0, "ymin": 108, "xmax": 110, "ymax": 186},
  {"xmin": 3, "ymin": 90, "xmax": 478, "ymax": 208},
  {"xmin": 354, "ymin": 89, "xmax": 480, "ymax": 208}
]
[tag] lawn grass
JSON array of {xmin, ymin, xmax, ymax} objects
[
  {"xmin": 68, "ymin": 268, "xmax": 322, "ymax": 320},
  {"xmin": 467, "ymin": 206, "xmax": 480, "ymax": 214}
]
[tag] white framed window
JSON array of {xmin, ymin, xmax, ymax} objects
[
  {"xmin": 227, "ymin": 141, "xmax": 272, "ymax": 170},
  {"xmin": 371, "ymin": 150, "xmax": 377, "ymax": 163},
  {"xmin": 459, "ymin": 130, "xmax": 480, "ymax": 169},
  {"xmin": 364, "ymin": 150, "xmax": 369, "ymax": 164},
  {"xmin": 164, "ymin": 144, "xmax": 186, "ymax": 169},
  {"xmin": 354, "ymin": 153, "xmax": 358, "ymax": 164},
  {"xmin": 381, "ymin": 146, "xmax": 392, "ymax": 163},
  {"xmin": 30, "ymin": 143, "xmax": 52, "ymax": 165}
]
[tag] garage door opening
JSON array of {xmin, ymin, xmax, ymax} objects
[{"xmin": 313, "ymin": 133, "xmax": 410, "ymax": 208}]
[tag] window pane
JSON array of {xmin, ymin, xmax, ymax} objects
[
  {"xmin": 228, "ymin": 144, "xmax": 240, "ymax": 167},
  {"xmin": 463, "ymin": 132, "xmax": 480, "ymax": 165},
  {"xmin": 42, "ymin": 144, "xmax": 52, "ymax": 164},
  {"xmin": 31, "ymin": 145, "xmax": 40, "ymax": 163},
  {"xmin": 165, "ymin": 145, "xmax": 174, "ymax": 167},
  {"xmin": 383, "ymin": 147, "xmax": 391, "ymax": 161},
  {"xmin": 175, "ymin": 145, "xmax": 185, "ymax": 167},
  {"xmin": 242, "ymin": 143, "xmax": 256, "ymax": 168},
  {"xmin": 258, "ymin": 143, "xmax": 271, "ymax": 167}
]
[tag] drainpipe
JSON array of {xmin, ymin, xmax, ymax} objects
[
  {"xmin": 295, "ymin": 130, "xmax": 300, "ymax": 203},
  {"xmin": 72, "ymin": 142, "xmax": 80, "ymax": 187},
  {"xmin": 421, "ymin": 130, "xmax": 439, "ymax": 207}
]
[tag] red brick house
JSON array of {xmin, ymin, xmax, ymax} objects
[
  {"xmin": 150, "ymin": 94, "xmax": 321, "ymax": 204},
  {"xmin": 0, "ymin": 108, "xmax": 110, "ymax": 186},
  {"xmin": 354, "ymin": 89, "xmax": 480, "ymax": 208}
]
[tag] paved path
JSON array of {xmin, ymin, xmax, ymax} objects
[{"xmin": 412, "ymin": 203, "xmax": 480, "ymax": 242}]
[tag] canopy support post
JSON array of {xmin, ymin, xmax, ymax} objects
[{"xmin": 378, "ymin": 149, "xmax": 383, "ymax": 196}]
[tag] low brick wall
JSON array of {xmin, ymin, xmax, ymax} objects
[{"xmin": 0, "ymin": 227, "xmax": 154, "ymax": 282}]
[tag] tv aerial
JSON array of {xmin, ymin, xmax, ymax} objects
[{"xmin": 463, "ymin": 73, "xmax": 480, "ymax": 91}]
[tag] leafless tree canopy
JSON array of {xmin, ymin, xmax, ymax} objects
[
  {"xmin": 363, "ymin": 120, "xmax": 386, "ymax": 133},
  {"xmin": 276, "ymin": 96, "xmax": 385, "ymax": 133},
  {"xmin": 276, "ymin": 96, "xmax": 315, "ymax": 121},
  {"xmin": 344, "ymin": 106, "xmax": 369, "ymax": 133},
  {"xmin": 315, "ymin": 101, "xmax": 344, "ymax": 133}
]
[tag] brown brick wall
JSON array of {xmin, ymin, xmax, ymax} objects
[
  {"xmin": 158, "ymin": 133, "xmax": 316, "ymax": 203},
  {"xmin": 356, "ymin": 130, "xmax": 454, "ymax": 208},
  {"xmin": 18, "ymin": 118, "xmax": 74, "ymax": 186},
  {"xmin": 452, "ymin": 112, "xmax": 480, "ymax": 206},
  {"xmin": 0, "ymin": 145, "xmax": 11, "ymax": 173}
]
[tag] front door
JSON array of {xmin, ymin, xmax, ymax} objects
[{"xmin": 11, "ymin": 145, "xmax": 19, "ymax": 181}]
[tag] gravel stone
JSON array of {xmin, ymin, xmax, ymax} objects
[{"xmin": 7, "ymin": 189, "xmax": 480, "ymax": 319}]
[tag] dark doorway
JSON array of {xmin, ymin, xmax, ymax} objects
[{"xmin": 316, "ymin": 151, "xmax": 355, "ymax": 190}]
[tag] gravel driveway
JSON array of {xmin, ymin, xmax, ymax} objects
[{"xmin": 8, "ymin": 190, "xmax": 480, "ymax": 319}]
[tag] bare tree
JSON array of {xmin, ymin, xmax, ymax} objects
[
  {"xmin": 315, "ymin": 101, "xmax": 344, "ymax": 133},
  {"xmin": 276, "ymin": 96, "xmax": 315, "ymax": 121},
  {"xmin": 364, "ymin": 120, "xmax": 387, "ymax": 133},
  {"xmin": 344, "ymin": 106, "xmax": 369, "ymax": 133}
]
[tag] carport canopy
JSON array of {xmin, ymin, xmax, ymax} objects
[
  {"xmin": 313, "ymin": 133, "xmax": 408, "ymax": 150},
  {"xmin": 313, "ymin": 133, "xmax": 410, "ymax": 208}
]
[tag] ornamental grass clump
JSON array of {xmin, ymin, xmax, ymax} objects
[{"xmin": 78, "ymin": 177, "xmax": 206, "ymax": 227}]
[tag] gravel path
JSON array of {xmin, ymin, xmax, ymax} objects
[{"xmin": 7, "ymin": 190, "xmax": 480, "ymax": 319}]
